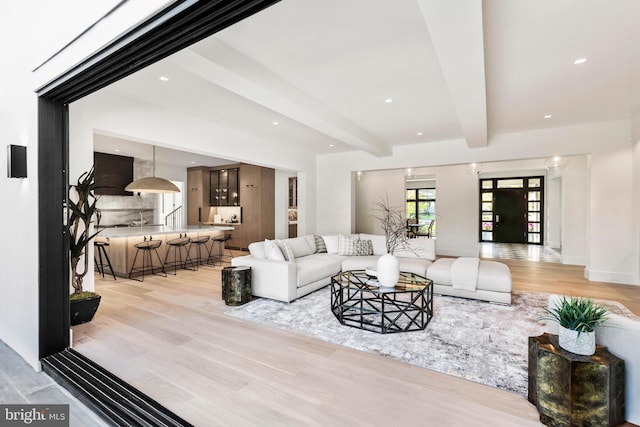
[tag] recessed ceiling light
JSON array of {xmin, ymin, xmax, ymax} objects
[
  {"xmin": 544, "ymin": 115, "xmax": 552, "ymax": 119},
  {"xmin": 574, "ymin": 58, "xmax": 587, "ymax": 65},
  {"xmin": 114, "ymin": 149, "xmax": 120, "ymax": 152},
  {"xmin": 190, "ymin": 161, "xmax": 197, "ymax": 164},
  {"xmin": 385, "ymin": 98, "xmax": 393, "ymax": 103},
  {"xmin": 272, "ymin": 121, "xmax": 279, "ymax": 125},
  {"xmin": 329, "ymin": 144, "xmax": 334, "ymax": 147},
  {"xmin": 417, "ymin": 132, "xmax": 423, "ymax": 136}
]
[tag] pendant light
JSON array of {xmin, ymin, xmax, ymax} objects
[{"xmin": 125, "ymin": 145, "xmax": 180, "ymax": 193}]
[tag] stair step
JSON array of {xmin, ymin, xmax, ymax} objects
[{"xmin": 41, "ymin": 349, "xmax": 193, "ymax": 427}]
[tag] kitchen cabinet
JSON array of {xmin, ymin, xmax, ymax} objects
[
  {"xmin": 240, "ymin": 164, "xmax": 275, "ymax": 248},
  {"xmin": 210, "ymin": 167, "xmax": 239, "ymax": 206},
  {"xmin": 187, "ymin": 167, "xmax": 210, "ymax": 225}
]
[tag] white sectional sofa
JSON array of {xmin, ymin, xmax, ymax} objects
[
  {"xmin": 426, "ymin": 258, "xmax": 512, "ymax": 305},
  {"xmin": 231, "ymin": 234, "xmax": 436, "ymax": 303},
  {"xmin": 231, "ymin": 234, "xmax": 512, "ymax": 305}
]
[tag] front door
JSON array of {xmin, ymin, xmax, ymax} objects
[
  {"xmin": 493, "ymin": 189, "xmax": 527, "ymax": 243},
  {"xmin": 480, "ymin": 176, "xmax": 544, "ymax": 245}
]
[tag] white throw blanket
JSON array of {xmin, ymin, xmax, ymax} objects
[{"xmin": 451, "ymin": 257, "xmax": 480, "ymax": 291}]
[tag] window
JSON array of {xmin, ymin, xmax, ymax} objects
[{"xmin": 406, "ymin": 188, "xmax": 436, "ymax": 236}]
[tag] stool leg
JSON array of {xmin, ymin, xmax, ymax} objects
[
  {"xmin": 129, "ymin": 248, "xmax": 142, "ymax": 281},
  {"xmin": 153, "ymin": 247, "xmax": 167, "ymax": 277},
  {"xmin": 183, "ymin": 243, "xmax": 195, "ymax": 271},
  {"xmin": 101, "ymin": 246, "xmax": 116, "ymax": 280},
  {"xmin": 96, "ymin": 247, "xmax": 105, "ymax": 277},
  {"xmin": 164, "ymin": 246, "xmax": 177, "ymax": 275}
]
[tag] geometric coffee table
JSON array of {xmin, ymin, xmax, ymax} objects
[{"xmin": 330, "ymin": 270, "xmax": 433, "ymax": 334}]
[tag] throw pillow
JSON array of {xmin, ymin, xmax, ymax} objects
[
  {"xmin": 353, "ymin": 239, "xmax": 373, "ymax": 256},
  {"xmin": 276, "ymin": 239, "xmax": 295, "ymax": 262},
  {"xmin": 314, "ymin": 235, "xmax": 327, "ymax": 253},
  {"xmin": 322, "ymin": 235, "xmax": 339, "ymax": 254},
  {"xmin": 264, "ymin": 239, "xmax": 285, "ymax": 261},
  {"xmin": 338, "ymin": 234, "xmax": 359, "ymax": 256}
]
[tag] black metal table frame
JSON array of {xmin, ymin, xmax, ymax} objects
[{"xmin": 330, "ymin": 270, "xmax": 433, "ymax": 334}]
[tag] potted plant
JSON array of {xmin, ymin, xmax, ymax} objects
[
  {"xmin": 373, "ymin": 197, "xmax": 412, "ymax": 287},
  {"xmin": 541, "ymin": 296, "xmax": 608, "ymax": 355},
  {"xmin": 69, "ymin": 167, "xmax": 103, "ymax": 325}
]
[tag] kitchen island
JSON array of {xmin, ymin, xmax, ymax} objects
[{"xmin": 96, "ymin": 225, "xmax": 235, "ymax": 278}]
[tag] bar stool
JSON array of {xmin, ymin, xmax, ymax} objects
[
  {"xmin": 189, "ymin": 235, "xmax": 211, "ymax": 269},
  {"xmin": 128, "ymin": 237, "xmax": 166, "ymax": 282},
  {"xmin": 94, "ymin": 239, "xmax": 116, "ymax": 280},
  {"xmin": 163, "ymin": 234, "xmax": 195, "ymax": 274},
  {"xmin": 209, "ymin": 234, "xmax": 234, "ymax": 266}
]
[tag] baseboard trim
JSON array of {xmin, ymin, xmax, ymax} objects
[
  {"xmin": 584, "ymin": 268, "xmax": 639, "ymax": 285},
  {"xmin": 561, "ymin": 256, "xmax": 586, "ymax": 266}
]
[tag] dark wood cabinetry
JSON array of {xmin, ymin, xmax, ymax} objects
[
  {"xmin": 187, "ymin": 163, "xmax": 274, "ymax": 245},
  {"xmin": 239, "ymin": 164, "xmax": 274, "ymax": 248},
  {"xmin": 187, "ymin": 167, "xmax": 209, "ymax": 225}
]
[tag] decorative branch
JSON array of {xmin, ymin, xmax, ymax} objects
[{"xmin": 373, "ymin": 196, "xmax": 411, "ymax": 255}]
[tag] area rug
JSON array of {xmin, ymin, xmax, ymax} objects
[{"xmin": 225, "ymin": 289, "xmax": 634, "ymax": 395}]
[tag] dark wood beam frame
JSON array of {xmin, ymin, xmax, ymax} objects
[{"xmin": 38, "ymin": 0, "xmax": 280, "ymax": 358}]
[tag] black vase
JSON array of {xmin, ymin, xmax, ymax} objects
[{"xmin": 70, "ymin": 295, "xmax": 101, "ymax": 326}]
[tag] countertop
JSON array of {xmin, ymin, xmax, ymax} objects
[{"xmin": 98, "ymin": 225, "xmax": 235, "ymax": 238}]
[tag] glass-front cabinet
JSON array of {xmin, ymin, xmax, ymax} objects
[{"xmin": 210, "ymin": 168, "xmax": 239, "ymax": 206}]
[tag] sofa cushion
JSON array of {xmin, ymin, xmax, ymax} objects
[
  {"xmin": 338, "ymin": 234, "xmax": 359, "ymax": 255},
  {"xmin": 314, "ymin": 235, "xmax": 327, "ymax": 253},
  {"xmin": 354, "ymin": 239, "xmax": 373, "ymax": 256},
  {"xmin": 276, "ymin": 239, "xmax": 295, "ymax": 262},
  {"xmin": 264, "ymin": 239, "xmax": 285, "ymax": 261},
  {"xmin": 296, "ymin": 253, "xmax": 344, "ymax": 287},
  {"xmin": 477, "ymin": 261, "xmax": 512, "ymax": 292},
  {"xmin": 359, "ymin": 234, "xmax": 387, "ymax": 255},
  {"xmin": 322, "ymin": 235, "xmax": 339, "ymax": 254},
  {"xmin": 284, "ymin": 235, "xmax": 316, "ymax": 258},
  {"xmin": 398, "ymin": 258, "xmax": 432, "ymax": 277},
  {"xmin": 394, "ymin": 238, "xmax": 436, "ymax": 261},
  {"xmin": 426, "ymin": 258, "xmax": 454, "ymax": 285},
  {"xmin": 341, "ymin": 255, "xmax": 379, "ymax": 271},
  {"xmin": 248, "ymin": 241, "xmax": 266, "ymax": 259}
]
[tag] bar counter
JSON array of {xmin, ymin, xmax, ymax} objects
[{"xmin": 96, "ymin": 225, "xmax": 235, "ymax": 278}]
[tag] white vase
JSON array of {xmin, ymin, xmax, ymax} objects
[
  {"xmin": 377, "ymin": 253, "xmax": 400, "ymax": 287},
  {"xmin": 558, "ymin": 325, "xmax": 596, "ymax": 356}
]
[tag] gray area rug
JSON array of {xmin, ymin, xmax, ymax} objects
[{"xmin": 225, "ymin": 288, "xmax": 633, "ymax": 395}]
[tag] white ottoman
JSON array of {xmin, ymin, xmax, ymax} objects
[{"xmin": 427, "ymin": 258, "xmax": 512, "ymax": 305}]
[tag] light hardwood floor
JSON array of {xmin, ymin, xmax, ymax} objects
[{"xmin": 74, "ymin": 257, "xmax": 640, "ymax": 427}]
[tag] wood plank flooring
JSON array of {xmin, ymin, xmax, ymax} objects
[{"xmin": 74, "ymin": 257, "xmax": 640, "ymax": 426}]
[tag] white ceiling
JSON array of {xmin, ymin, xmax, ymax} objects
[{"xmin": 92, "ymin": 0, "xmax": 640, "ymax": 163}]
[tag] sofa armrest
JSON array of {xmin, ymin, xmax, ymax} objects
[{"xmin": 231, "ymin": 255, "xmax": 297, "ymax": 302}]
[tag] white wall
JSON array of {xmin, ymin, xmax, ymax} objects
[
  {"xmin": 560, "ymin": 157, "xmax": 589, "ymax": 265},
  {"xmin": 1, "ymin": 0, "xmax": 172, "ymax": 370},
  {"xmin": 586, "ymin": 146, "xmax": 637, "ymax": 283}
]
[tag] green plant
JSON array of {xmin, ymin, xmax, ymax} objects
[
  {"xmin": 69, "ymin": 167, "xmax": 102, "ymax": 296},
  {"xmin": 541, "ymin": 296, "xmax": 608, "ymax": 334}
]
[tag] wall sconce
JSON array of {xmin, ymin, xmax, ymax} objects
[
  {"xmin": 465, "ymin": 162, "xmax": 482, "ymax": 175},
  {"xmin": 406, "ymin": 168, "xmax": 413, "ymax": 178},
  {"xmin": 7, "ymin": 145, "xmax": 27, "ymax": 178},
  {"xmin": 545, "ymin": 156, "xmax": 568, "ymax": 170}
]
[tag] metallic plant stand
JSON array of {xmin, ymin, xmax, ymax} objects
[
  {"xmin": 528, "ymin": 333, "xmax": 625, "ymax": 427},
  {"xmin": 222, "ymin": 266, "xmax": 252, "ymax": 306},
  {"xmin": 330, "ymin": 270, "xmax": 433, "ymax": 334}
]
